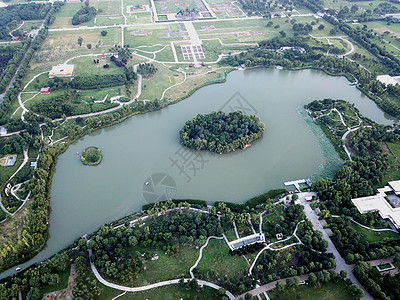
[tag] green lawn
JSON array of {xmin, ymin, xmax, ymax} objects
[
  {"xmin": 95, "ymin": 277, "xmax": 221, "ymax": 300},
  {"xmin": 195, "ymin": 238, "xmax": 248, "ymax": 283},
  {"xmin": 39, "ymin": 269, "xmax": 70, "ymax": 297},
  {"xmin": 387, "ymin": 141, "xmax": 400, "ymax": 162},
  {"xmin": 349, "ymin": 221, "xmax": 400, "ymax": 244},
  {"xmin": 269, "ymin": 278, "xmax": 356, "ymax": 300},
  {"xmin": 123, "ymin": 245, "xmax": 200, "ymax": 286}
]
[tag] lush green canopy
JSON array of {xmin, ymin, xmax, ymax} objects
[{"xmin": 179, "ymin": 111, "xmax": 265, "ymax": 153}]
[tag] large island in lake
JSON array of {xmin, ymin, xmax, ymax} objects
[{"xmin": 179, "ymin": 111, "xmax": 265, "ymax": 153}]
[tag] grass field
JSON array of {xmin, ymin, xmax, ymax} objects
[
  {"xmin": 92, "ymin": 0, "xmax": 121, "ymax": 15},
  {"xmin": 139, "ymin": 63, "xmax": 183, "ymax": 100},
  {"xmin": 124, "ymin": 245, "xmax": 199, "ymax": 286},
  {"xmin": 349, "ymin": 221, "xmax": 400, "ymax": 243},
  {"xmin": 195, "ymin": 238, "xmax": 248, "ymax": 283},
  {"xmin": 387, "ymin": 140, "xmax": 400, "ymax": 162},
  {"xmin": 94, "ymin": 272, "xmax": 221, "ymax": 300},
  {"xmin": 269, "ymin": 278, "xmax": 356, "ymax": 300},
  {"xmin": 39, "ymin": 269, "xmax": 70, "ymax": 297}
]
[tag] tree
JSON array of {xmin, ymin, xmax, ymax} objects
[
  {"xmin": 77, "ymin": 37, "xmax": 83, "ymax": 46},
  {"xmin": 276, "ymin": 281, "xmax": 285, "ymax": 292},
  {"xmin": 219, "ymin": 288, "xmax": 226, "ymax": 296},
  {"xmin": 279, "ymin": 30, "xmax": 286, "ymax": 37},
  {"xmin": 340, "ymin": 270, "xmax": 347, "ymax": 279},
  {"xmin": 351, "ymin": 284, "xmax": 364, "ymax": 299},
  {"xmin": 87, "ymin": 43, "xmax": 92, "ymax": 49},
  {"xmin": 318, "ymin": 24, "xmax": 325, "ymax": 30},
  {"xmin": 101, "ymin": 30, "xmax": 107, "ymax": 36}
]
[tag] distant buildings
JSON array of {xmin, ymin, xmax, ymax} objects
[{"xmin": 352, "ymin": 180, "xmax": 400, "ymax": 229}]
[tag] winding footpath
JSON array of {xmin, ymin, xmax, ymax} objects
[{"xmin": 189, "ymin": 236, "xmax": 223, "ymax": 279}]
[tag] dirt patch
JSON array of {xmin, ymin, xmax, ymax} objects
[
  {"xmin": 383, "ymin": 142, "xmax": 393, "ymax": 155},
  {"xmin": 374, "ymin": 27, "xmax": 400, "ymax": 38},
  {"xmin": 201, "ymin": 25, "xmax": 216, "ymax": 30},
  {"xmin": 235, "ymin": 31, "xmax": 264, "ymax": 37},
  {"xmin": 128, "ymin": 30, "xmax": 153, "ymax": 36}
]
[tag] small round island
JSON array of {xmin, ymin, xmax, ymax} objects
[
  {"xmin": 81, "ymin": 146, "xmax": 102, "ymax": 166},
  {"xmin": 180, "ymin": 110, "xmax": 265, "ymax": 154}
]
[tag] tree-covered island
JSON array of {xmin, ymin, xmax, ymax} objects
[{"xmin": 179, "ymin": 111, "xmax": 265, "ymax": 153}]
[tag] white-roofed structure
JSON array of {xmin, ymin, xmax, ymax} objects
[
  {"xmin": 351, "ymin": 180, "xmax": 400, "ymax": 229},
  {"xmin": 376, "ymin": 75, "xmax": 400, "ymax": 86},
  {"xmin": 388, "ymin": 180, "xmax": 400, "ymax": 195}
]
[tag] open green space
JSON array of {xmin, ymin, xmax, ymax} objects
[
  {"xmin": 195, "ymin": 238, "xmax": 248, "ymax": 283},
  {"xmin": 95, "ymin": 275, "xmax": 221, "ymax": 300},
  {"xmin": 269, "ymin": 278, "xmax": 356, "ymax": 300},
  {"xmin": 39, "ymin": 269, "xmax": 70, "ymax": 297},
  {"xmin": 92, "ymin": 0, "xmax": 121, "ymax": 15},
  {"xmin": 348, "ymin": 221, "xmax": 400, "ymax": 244},
  {"xmin": 139, "ymin": 63, "xmax": 182, "ymax": 100},
  {"xmin": 387, "ymin": 140, "xmax": 400, "ymax": 162},
  {"xmin": 124, "ymin": 245, "xmax": 199, "ymax": 286}
]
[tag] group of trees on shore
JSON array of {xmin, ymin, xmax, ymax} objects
[{"xmin": 180, "ymin": 111, "xmax": 265, "ymax": 153}]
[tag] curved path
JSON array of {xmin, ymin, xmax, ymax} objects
[
  {"xmin": 87, "ymin": 247, "xmax": 235, "ymax": 299},
  {"xmin": 332, "ymin": 215, "xmax": 398, "ymax": 233},
  {"xmin": 248, "ymin": 220, "xmax": 304, "ymax": 276},
  {"xmin": 189, "ymin": 236, "xmax": 223, "ymax": 279}
]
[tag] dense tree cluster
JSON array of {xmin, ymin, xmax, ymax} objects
[
  {"xmin": 0, "ymin": 2, "xmax": 51, "ymax": 39},
  {"xmin": 251, "ymin": 245, "xmax": 336, "ymax": 286},
  {"xmin": 0, "ymin": 252, "xmax": 70, "ymax": 299},
  {"xmin": 137, "ymin": 62, "xmax": 157, "ymax": 78},
  {"xmin": 89, "ymin": 225, "xmax": 142, "ymax": 281},
  {"xmin": 262, "ymin": 204, "xmax": 305, "ymax": 239},
  {"xmin": 146, "ymin": 210, "xmax": 221, "ymax": 247},
  {"xmin": 180, "ymin": 111, "xmax": 265, "ymax": 153},
  {"xmin": 328, "ymin": 217, "xmax": 400, "ymax": 263},
  {"xmin": 354, "ymin": 261, "xmax": 400, "ymax": 300},
  {"xmin": 297, "ymin": 221, "xmax": 328, "ymax": 252},
  {"xmin": 70, "ymin": 74, "xmax": 128, "ymax": 90},
  {"xmin": 72, "ymin": 6, "xmax": 96, "ymax": 26}
]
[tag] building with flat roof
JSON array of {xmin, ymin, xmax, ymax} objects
[
  {"xmin": 352, "ymin": 180, "xmax": 400, "ymax": 229},
  {"xmin": 49, "ymin": 64, "xmax": 74, "ymax": 78},
  {"xmin": 227, "ymin": 233, "xmax": 265, "ymax": 250}
]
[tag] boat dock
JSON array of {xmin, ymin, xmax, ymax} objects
[{"xmin": 284, "ymin": 179, "xmax": 312, "ymax": 192}]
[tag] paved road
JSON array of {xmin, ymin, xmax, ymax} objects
[{"xmin": 298, "ymin": 192, "xmax": 373, "ymax": 300}]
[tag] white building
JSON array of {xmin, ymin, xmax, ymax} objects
[{"xmin": 352, "ymin": 180, "xmax": 400, "ymax": 229}]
